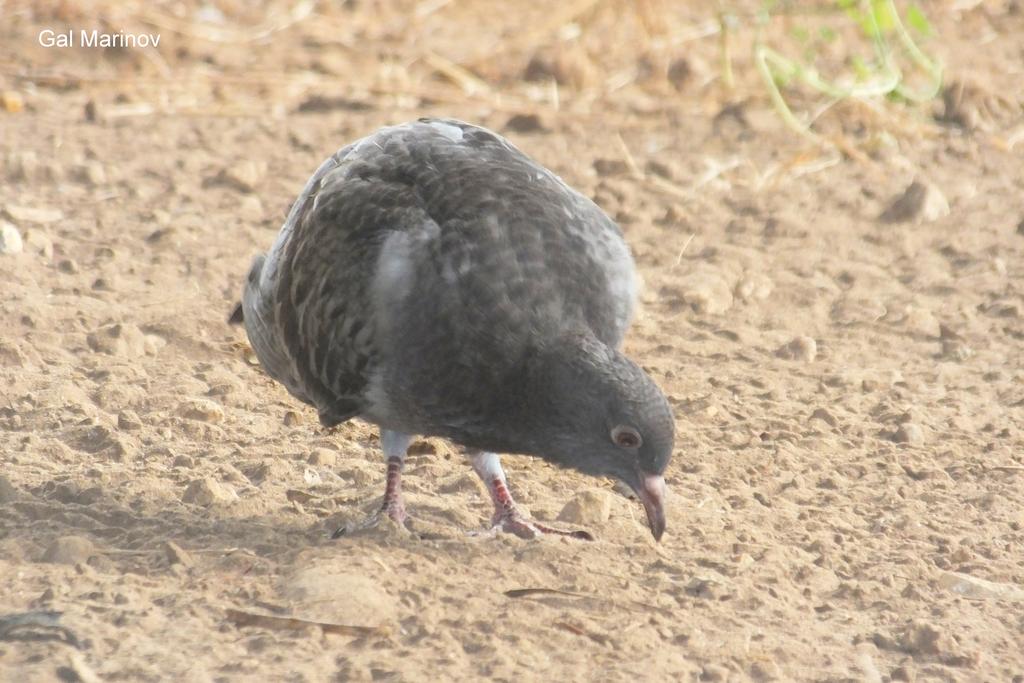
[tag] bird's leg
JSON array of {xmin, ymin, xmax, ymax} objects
[
  {"xmin": 469, "ymin": 452, "xmax": 593, "ymax": 541},
  {"xmin": 332, "ymin": 429, "xmax": 413, "ymax": 538},
  {"xmin": 378, "ymin": 429, "xmax": 413, "ymax": 524}
]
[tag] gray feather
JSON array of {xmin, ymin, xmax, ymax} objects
[{"xmin": 238, "ymin": 119, "xmax": 666, "ymax": 464}]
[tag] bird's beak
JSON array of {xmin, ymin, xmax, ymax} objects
[{"xmin": 633, "ymin": 472, "xmax": 666, "ymax": 541}]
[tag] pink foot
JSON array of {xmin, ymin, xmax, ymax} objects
[
  {"xmin": 379, "ymin": 456, "xmax": 407, "ymax": 524},
  {"xmin": 332, "ymin": 456, "xmax": 408, "ymax": 538},
  {"xmin": 476, "ymin": 475, "xmax": 593, "ymax": 541},
  {"xmin": 490, "ymin": 507, "xmax": 594, "ymax": 541}
]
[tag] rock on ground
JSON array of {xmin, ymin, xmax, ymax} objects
[
  {"xmin": 0, "ymin": 221, "xmax": 22, "ymax": 254},
  {"xmin": 879, "ymin": 179, "xmax": 950, "ymax": 223},
  {"xmin": 181, "ymin": 478, "xmax": 238, "ymax": 506},
  {"xmin": 41, "ymin": 536, "xmax": 96, "ymax": 565},
  {"xmin": 557, "ymin": 489, "xmax": 613, "ymax": 525},
  {"xmin": 776, "ymin": 336, "xmax": 817, "ymax": 362}
]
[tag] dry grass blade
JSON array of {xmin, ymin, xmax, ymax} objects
[
  {"xmin": 646, "ymin": 174, "xmax": 697, "ymax": 201},
  {"xmin": 614, "ymin": 134, "xmax": 643, "ymax": 179},
  {"xmin": 554, "ymin": 620, "xmax": 611, "ymax": 645},
  {"xmin": 225, "ymin": 608, "xmax": 388, "ymax": 638},
  {"xmin": 504, "ymin": 587, "xmax": 584, "ymax": 599},
  {"xmin": 1000, "ymin": 125, "xmax": 1024, "ymax": 151},
  {"xmin": 671, "ymin": 233, "xmax": 695, "ymax": 271},
  {"xmin": 138, "ymin": 0, "xmax": 315, "ymax": 44},
  {"xmin": 423, "ymin": 51, "xmax": 492, "ymax": 96},
  {"xmin": 415, "ymin": 0, "xmax": 454, "ymax": 18}
]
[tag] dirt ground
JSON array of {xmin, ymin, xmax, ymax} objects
[{"xmin": 2, "ymin": 1, "xmax": 1023, "ymax": 681}]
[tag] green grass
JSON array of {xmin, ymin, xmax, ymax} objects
[{"xmin": 723, "ymin": 0, "xmax": 943, "ymax": 144}]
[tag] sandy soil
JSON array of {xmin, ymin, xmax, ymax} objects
[{"xmin": 2, "ymin": 1, "xmax": 1024, "ymax": 681}]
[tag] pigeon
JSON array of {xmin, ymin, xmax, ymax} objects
[{"xmin": 231, "ymin": 118, "xmax": 674, "ymax": 540}]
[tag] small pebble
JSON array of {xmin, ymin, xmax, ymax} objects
[
  {"xmin": 283, "ymin": 410, "xmax": 303, "ymax": 427},
  {"xmin": 182, "ymin": 477, "xmax": 238, "ymax": 506},
  {"xmin": 243, "ymin": 459, "xmax": 289, "ymax": 485},
  {"xmin": 776, "ymin": 336, "xmax": 817, "ymax": 363},
  {"xmin": 593, "ymin": 158, "xmax": 629, "ymax": 177},
  {"xmin": 903, "ymin": 307, "xmax": 940, "ymax": 338},
  {"xmin": 734, "ymin": 273, "xmax": 773, "ymax": 302},
  {"xmin": 239, "ymin": 195, "xmax": 264, "ymax": 220},
  {"xmin": 1, "ymin": 90, "xmax": 24, "ymax": 113},
  {"xmin": 117, "ymin": 410, "xmax": 143, "ymax": 431},
  {"xmin": 178, "ymin": 398, "xmax": 225, "ymax": 423},
  {"xmin": 699, "ymin": 665, "xmax": 729, "ymax": 682},
  {"xmin": 161, "ymin": 540, "xmax": 194, "ymax": 567},
  {"xmin": 666, "ymin": 57, "xmax": 692, "ymax": 91},
  {"xmin": 749, "ymin": 658, "xmax": 783, "ymax": 681},
  {"xmin": 308, "ymin": 448, "xmax": 337, "ymax": 467},
  {"xmin": 87, "ymin": 323, "xmax": 147, "ymax": 357},
  {"xmin": 645, "ymin": 159, "xmax": 674, "ymax": 180},
  {"xmin": 74, "ymin": 161, "xmax": 106, "ymax": 186},
  {"xmin": 172, "ymin": 454, "xmax": 196, "ymax": 468},
  {"xmin": 505, "ymin": 113, "xmax": 547, "ymax": 134},
  {"xmin": 42, "ymin": 536, "xmax": 96, "ymax": 565},
  {"xmin": 143, "ymin": 334, "xmax": 166, "ymax": 356},
  {"xmin": 24, "ymin": 229, "xmax": 54, "ymax": 258},
  {"xmin": 522, "ymin": 50, "xmax": 595, "ymax": 89},
  {"xmin": 557, "ymin": 489, "xmax": 612, "ymax": 526},
  {"xmin": 809, "ymin": 407, "xmax": 838, "ymax": 427},
  {"xmin": 675, "ymin": 268, "xmax": 734, "ymax": 315},
  {"xmin": 2, "ymin": 204, "xmax": 64, "ymax": 224},
  {"xmin": 890, "ymin": 664, "xmax": 915, "ymax": 682},
  {"xmin": 879, "ymin": 180, "xmax": 949, "ymax": 224},
  {"xmin": 0, "ymin": 475, "xmax": 18, "ymax": 503},
  {"xmin": 855, "ymin": 642, "xmax": 884, "ymax": 683},
  {"xmin": 6, "ymin": 151, "xmax": 40, "ymax": 181},
  {"xmin": 941, "ymin": 340, "xmax": 973, "ymax": 361},
  {"xmin": 898, "ymin": 620, "xmax": 953, "ymax": 656},
  {"xmin": 57, "ymin": 258, "xmax": 79, "ymax": 274},
  {"xmin": 0, "ymin": 221, "xmax": 23, "ymax": 254},
  {"xmin": 893, "ymin": 423, "xmax": 925, "ymax": 445}
]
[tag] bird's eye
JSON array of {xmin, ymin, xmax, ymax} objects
[{"xmin": 611, "ymin": 425, "xmax": 642, "ymax": 449}]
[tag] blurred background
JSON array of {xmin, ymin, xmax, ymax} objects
[{"xmin": 2, "ymin": 1, "xmax": 1021, "ymax": 155}]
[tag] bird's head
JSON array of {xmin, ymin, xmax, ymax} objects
[{"xmin": 511, "ymin": 335, "xmax": 675, "ymax": 541}]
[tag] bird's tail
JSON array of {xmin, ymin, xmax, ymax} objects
[
  {"xmin": 227, "ymin": 302, "xmax": 244, "ymax": 325},
  {"xmin": 234, "ymin": 255, "xmax": 300, "ymax": 393}
]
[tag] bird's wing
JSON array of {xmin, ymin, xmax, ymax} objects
[
  {"xmin": 242, "ymin": 149, "xmax": 371, "ymax": 426},
  {"xmin": 401, "ymin": 118, "xmax": 639, "ymax": 349},
  {"xmin": 248, "ymin": 129, "xmax": 462, "ymax": 428},
  {"xmin": 241, "ymin": 119, "xmax": 637, "ymax": 428},
  {"xmin": 348, "ymin": 119, "xmax": 639, "ymax": 429}
]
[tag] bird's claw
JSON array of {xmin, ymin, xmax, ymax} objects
[
  {"xmin": 469, "ymin": 511, "xmax": 594, "ymax": 541},
  {"xmin": 331, "ymin": 500, "xmax": 408, "ymax": 539}
]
